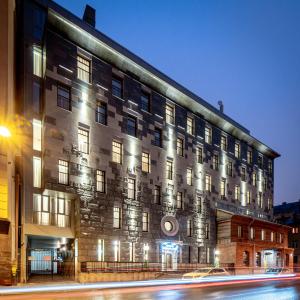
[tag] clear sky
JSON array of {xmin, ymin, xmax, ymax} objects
[{"xmin": 54, "ymin": 0, "xmax": 300, "ymax": 205}]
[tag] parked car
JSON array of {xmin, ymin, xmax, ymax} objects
[
  {"xmin": 182, "ymin": 267, "xmax": 230, "ymax": 279},
  {"xmin": 265, "ymin": 268, "xmax": 292, "ymax": 275}
]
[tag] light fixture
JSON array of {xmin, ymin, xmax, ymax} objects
[{"xmin": 0, "ymin": 126, "xmax": 11, "ymax": 138}]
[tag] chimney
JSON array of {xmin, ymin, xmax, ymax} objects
[
  {"xmin": 83, "ymin": 5, "xmax": 96, "ymax": 28},
  {"xmin": 218, "ymin": 100, "xmax": 224, "ymax": 113}
]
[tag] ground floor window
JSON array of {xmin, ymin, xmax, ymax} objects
[
  {"xmin": 256, "ymin": 252, "xmax": 262, "ymax": 267},
  {"xmin": 243, "ymin": 251, "xmax": 250, "ymax": 266}
]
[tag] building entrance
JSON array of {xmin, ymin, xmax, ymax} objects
[
  {"xmin": 161, "ymin": 242, "xmax": 180, "ymax": 271},
  {"xmin": 263, "ymin": 249, "xmax": 282, "ymax": 268}
]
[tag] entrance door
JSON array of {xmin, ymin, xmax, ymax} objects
[{"xmin": 166, "ymin": 253, "xmax": 173, "ymax": 270}]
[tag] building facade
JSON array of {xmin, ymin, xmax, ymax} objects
[
  {"xmin": 274, "ymin": 201, "xmax": 300, "ymax": 269},
  {"xmin": 13, "ymin": 0, "xmax": 280, "ymax": 283}
]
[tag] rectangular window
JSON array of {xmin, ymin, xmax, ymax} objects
[
  {"xmin": 113, "ymin": 207, "xmax": 121, "ymax": 229},
  {"xmin": 197, "ymin": 147, "xmax": 203, "ymax": 164},
  {"xmin": 113, "ymin": 240, "xmax": 120, "ymax": 262},
  {"xmin": 235, "ymin": 185, "xmax": 241, "ymax": 201},
  {"xmin": 271, "ymin": 231, "xmax": 274, "ymax": 242},
  {"xmin": 33, "ymin": 81, "xmax": 41, "ymax": 113},
  {"xmin": 205, "ymin": 126, "xmax": 212, "ymax": 144},
  {"xmin": 33, "ymin": 119, "xmax": 42, "ymax": 151},
  {"xmin": 177, "ymin": 137, "xmax": 184, "ymax": 156},
  {"xmin": 112, "ymin": 76, "xmax": 123, "ymax": 98},
  {"xmin": 220, "ymin": 179, "xmax": 226, "ymax": 198},
  {"xmin": 227, "ymin": 161, "xmax": 233, "ymax": 177},
  {"xmin": 238, "ymin": 225, "xmax": 242, "ymax": 238},
  {"xmin": 205, "ymin": 174, "xmax": 211, "ymax": 192},
  {"xmin": 165, "ymin": 104, "xmax": 175, "ymax": 124},
  {"xmin": 141, "ymin": 91, "xmax": 151, "ymax": 112},
  {"xmin": 268, "ymin": 160, "xmax": 273, "ymax": 174},
  {"xmin": 154, "ymin": 128, "xmax": 162, "ymax": 147},
  {"xmin": 263, "ymin": 177, "xmax": 268, "ymax": 192},
  {"xmin": 33, "ymin": 194, "xmax": 49, "ymax": 225},
  {"xmin": 187, "ymin": 168, "xmax": 193, "ymax": 186},
  {"xmin": 247, "ymin": 150, "xmax": 253, "ymax": 164},
  {"xmin": 258, "ymin": 192, "xmax": 263, "ymax": 208},
  {"xmin": 33, "ymin": 45, "xmax": 42, "ymax": 77},
  {"xmin": 241, "ymin": 167, "xmax": 246, "ymax": 181},
  {"xmin": 197, "ymin": 195, "xmax": 202, "ymax": 213},
  {"xmin": 97, "ymin": 239, "xmax": 105, "ymax": 262},
  {"xmin": 57, "ymin": 84, "xmax": 71, "ymax": 111},
  {"xmin": 205, "ymin": 223, "xmax": 209, "ymax": 239},
  {"xmin": 258, "ymin": 155, "xmax": 263, "ymax": 169},
  {"xmin": 221, "ymin": 135, "xmax": 227, "ymax": 151},
  {"xmin": 127, "ymin": 115, "xmax": 137, "ymax": 137},
  {"xmin": 112, "ymin": 141, "xmax": 122, "ymax": 164},
  {"xmin": 58, "ymin": 160, "xmax": 69, "ymax": 185},
  {"xmin": 154, "ymin": 185, "xmax": 161, "ymax": 204},
  {"xmin": 235, "ymin": 142, "xmax": 240, "ymax": 158},
  {"xmin": 187, "ymin": 219, "xmax": 192, "ymax": 237},
  {"xmin": 96, "ymin": 170, "xmax": 105, "ymax": 193},
  {"xmin": 261, "ymin": 229, "xmax": 265, "ymax": 241},
  {"xmin": 142, "ymin": 152, "xmax": 151, "ymax": 173},
  {"xmin": 250, "ymin": 227, "xmax": 255, "ymax": 240},
  {"xmin": 143, "ymin": 243, "xmax": 150, "ymax": 261},
  {"xmin": 177, "ymin": 192, "xmax": 183, "ymax": 209},
  {"xmin": 78, "ymin": 128, "xmax": 89, "ymax": 154},
  {"xmin": 77, "ymin": 55, "xmax": 91, "ymax": 83},
  {"xmin": 187, "ymin": 116, "xmax": 194, "ymax": 135},
  {"xmin": 267, "ymin": 198, "xmax": 272, "ymax": 210},
  {"xmin": 279, "ymin": 233, "xmax": 283, "ymax": 243},
  {"xmin": 213, "ymin": 154, "xmax": 219, "ymax": 170},
  {"xmin": 127, "ymin": 178, "xmax": 136, "ymax": 200},
  {"xmin": 206, "ymin": 247, "xmax": 210, "ymax": 264},
  {"xmin": 129, "ymin": 242, "xmax": 135, "ymax": 262},
  {"xmin": 33, "ymin": 156, "xmax": 41, "ymax": 188},
  {"xmin": 247, "ymin": 190, "xmax": 251, "ymax": 205},
  {"xmin": 252, "ymin": 172, "xmax": 257, "ymax": 186},
  {"xmin": 166, "ymin": 160, "xmax": 173, "ymax": 180},
  {"xmin": 142, "ymin": 212, "xmax": 149, "ymax": 232},
  {"xmin": 95, "ymin": 102, "xmax": 107, "ymax": 125}
]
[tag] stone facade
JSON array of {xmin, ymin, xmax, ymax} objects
[{"xmin": 15, "ymin": 0, "xmax": 280, "ymax": 283}]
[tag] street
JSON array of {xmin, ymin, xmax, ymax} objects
[{"xmin": 1, "ymin": 278, "xmax": 300, "ymax": 300}]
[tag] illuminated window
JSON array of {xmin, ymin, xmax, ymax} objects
[
  {"xmin": 57, "ymin": 84, "xmax": 71, "ymax": 111},
  {"xmin": 241, "ymin": 167, "xmax": 246, "ymax": 181},
  {"xmin": 129, "ymin": 242, "xmax": 135, "ymax": 262},
  {"xmin": 205, "ymin": 126, "xmax": 212, "ymax": 144},
  {"xmin": 77, "ymin": 55, "xmax": 91, "ymax": 83},
  {"xmin": 235, "ymin": 185, "xmax": 241, "ymax": 201},
  {"xmin": 263, "ymin": 177, "xmax": 268, "ymax": 192},
  {"xmin": 205, "ymin": 174, "xmax": 211, "ymax": 192},
  {"xmin": 205, "ymin": 223, "xmax": 209, "ymax": 239},
  {"xmin": 187, "ymin": 116, "xmax": 194, "ymax": 135},
  {"xmin": 142, "ymin": 152, "xmax": 151, "ymax": 173},
  {"xmin": 252, "ymin": 172, "xmax": 257, "ymax": 186},
  {"xmin": 96, "ymin": 170, "xmax": 105, "ymax": 192},
  {"xmin": 258, "ymin": 192, "xmax": 263, "ymax": 208},
  {"xmin": 213, "ymin": 154, "xmax": 219, "ymax": 170},
  {"xmin": 206, "ymin": 247, "xmax": 210, "ymax": 264},
  {"xmin": 143, "ymin": 243, "xmax": 150, "ymax": 261},
  {"xmin": 112, "ymin": 76, "xmax": 123, "ymax": 98},
  {"xmin": 33, "ymin": 119, "xmax": 42, "ymax": 151},
  {"xmin": 56, "ymin": 198, "xmax": 71, "ymax": 227},
  {"xmin": 279, "ymin": 233, "xmax": 283, "ymax": 243},
  {"xmin": 187, "ymin": 168, "xmax": 193, "ymax": 186},
  {"xmin": 267, "ymin": 198, "xmax": 272, "ymax": 210},
  {"xmin": 95, "ymin": 102, "xmax": 107, "ymax": 125},
  {"xmin": 247, "ymin": 150, "xmax": 253, "ymax": 164},
  {"xmin": 187, "ymin": 219, "xmax": 193, "ymax": 237},
  {"xmin": 127, "ymin": 115, "xmax": 137, "ymax": 137},
  {"xmin": 33, "ymin": 194, "xmax": 49, "ymax": 225},
  {"xmin": 112, "ymin": 141, "xmax": 122, "ymax": 164},
  {"xmin": 221, "ymin": 135, "xmax": 227, "ymax": 151},
  {"xmin": 250, "ymin": 227, "xmax": 255, "ymax": 239},
  {"xmin": 235, "ymin": 142, "xmax": 240, "ymax": 158},
  {"xmin": 270, "ymin": 231, "xmax": 274, "ymax": 242},
  {"xmin": 97, "ymin": 239, "xmax": 104, "ymax": 261},
  {"xmin": 261, "ymin": 229, "xmax": 265, "ymax": 241},
  {"xmin": 177, "ymin": 137, "xmax": 184, "ymax": 156},
  {"xmin": 33, "ymin": 45, "xmax": 42, "ymax": 77},
  {"xmin": 177, "ymin": 192, "xmax": 183, "ymax": 209},
  {"xmin": 142, "ymin": 212, "xmax": 149, "ymax": 232},
  {"xmin": 33, "ymin": 156, "xmax": 41, "ymax": 188},
  {"xmin": 113, "ymin": 207, "xmax": 121, "ymax": 229},
  {"xmin": 113, "ymin": 240, "xmax": 120, "ymax": 261},
  {"xmin": 227, "ymin": 161, "xmax": 233, "ymax": 177},
  {"xmin": 246, "ymin": 190, "xmax": 251, "ymax": 205},
  {"xmin": 292, "ymin": 227, "xmax": 299, "ymax": 234},
  {"xmin": 238, "ymin": 225, "xmax": 242, "ymax": 238},
  {"xmin": 127, "ymin": 178, "xmax": 136, "ymax": 200},
  {"xmin": 141, "ymin": 91, "xmax": 150, "ymax": 112},
  {"xmin": 58, "ymin": 160, "xmax": 69, "ymax": 185},
  {"xmin": 166, "ymin": 104, "xmax": 175, "ymax": 124},
  {"xmin": 196, "ymin": 195, "xmax": 202, "ymax": 213},
  {"xmin": 166, "ymin": 160, "xmax": 173, "ymax": 180},
  {"xmin": 197, "ymin": 147, "xmax": 203, "ymax": 164},
  {"xmin": 154, "ymin": 185, "xmax": 161, "ymax": 204},
  {"xmin": 78, "ymin": 128, "xmax": 89, "ymax": 154},
  {"xmin": 258, "ymin": 155, "xmax": 263, "ymax": 169},
  {"xmin": 220, "ymin": 178, "xmax": 226, "ymax": 198},
  {"xmin": 154, "ymin": 128, "xmax": 162, "ymax": 147},
  {"xmin": 256, "ymin": 252, "xmax": 261, "ymax": 267}
]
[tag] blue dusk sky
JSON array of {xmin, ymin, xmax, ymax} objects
[{"xmin": 55, "ymin": 0, "xmax": 300, "ymax": 205}]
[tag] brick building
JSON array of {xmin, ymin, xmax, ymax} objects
[{"xmin": 1, "ymin": 0, "xmax": 282, "ymax": 283}]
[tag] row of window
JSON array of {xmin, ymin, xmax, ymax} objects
[{"xmin": 238, "ymin": 225, "xmax": 284, "ymax": 243}]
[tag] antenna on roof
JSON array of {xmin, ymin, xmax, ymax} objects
[{"xmin": 218, "ymin": 100, "xmax": 224, "ymax": 113}]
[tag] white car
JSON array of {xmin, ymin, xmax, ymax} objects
[
  {"xmin": 265, "ymin": 268, "xmax": 292, "ymax": 275},
  {"xmin": 182, "ymin": 267, "xmax": 230, "ymax": 279}
]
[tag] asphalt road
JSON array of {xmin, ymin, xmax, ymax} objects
[{"xmin": 2, "ymin": 278, "xmax": 300, "ymax": 300}]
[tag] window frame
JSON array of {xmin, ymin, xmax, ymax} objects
[
  {"xmin": 166, "ymin": 160, "xmax": 173, "ymax": 180},
  {"xmin": 57, "ymin": 84, "xmax": 71, "ymax": 111},
  {"xmin": 78, "ymin": 128, "xmax": 89, "ymax": 154},
  {"xmin": 177, "ymin": 137, "xmax": 184, "ymax": 156},
  {"xmin": 58, "ymin": 159, "xmax": 69, "ymax": 185},
  {"xmin": 77, "ymin": 55, "xmax": 91, "ymax": 83},
  {"xmin": 112, "ymin": 141, "xmax": 123, "ymax": 164},
  {"xmin": 165, "ymin": 104, "xmax": 175, "ymax": 124},
  {"xmin": 142, "ymin": 152, "xmax": 151, "ymax": 173},
  {"xmin": 96, "ymin": 170, "xmax": 106, "ymax": 193},
  {"xmin": 187, "ymin": 116, "xmax": 194, "ymax": 135},
  {"xmin": 112, "ymin": 76, "xmax": 123, "ymax": 98},
  {"xmin": 95, "ymin": 101, "xmax": 107, "ymax": 125},
  {"xmin": 154, "ymin": 127, "xmax": 162, "ymax": 147},
  {"xmin": 127, "ymin": 115, "xmax": 137, "ymax": 137},
  {"xmin": 141, "ymin": 91, "xmax": 151, "ymax": 112}
]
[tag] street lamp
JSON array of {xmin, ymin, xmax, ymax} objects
[{"xmin": 0, "ymin": 126, "xmax": 11, "ymax": 138}]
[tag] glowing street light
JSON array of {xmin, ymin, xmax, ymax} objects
[{"xmin": 0, "ymin": 126, "xmax": 11, "ymax": 138}]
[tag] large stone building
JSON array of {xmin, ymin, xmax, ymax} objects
[{"xmin": 2, "ymin": 0, "xmax": 284, "ymax": 283}]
